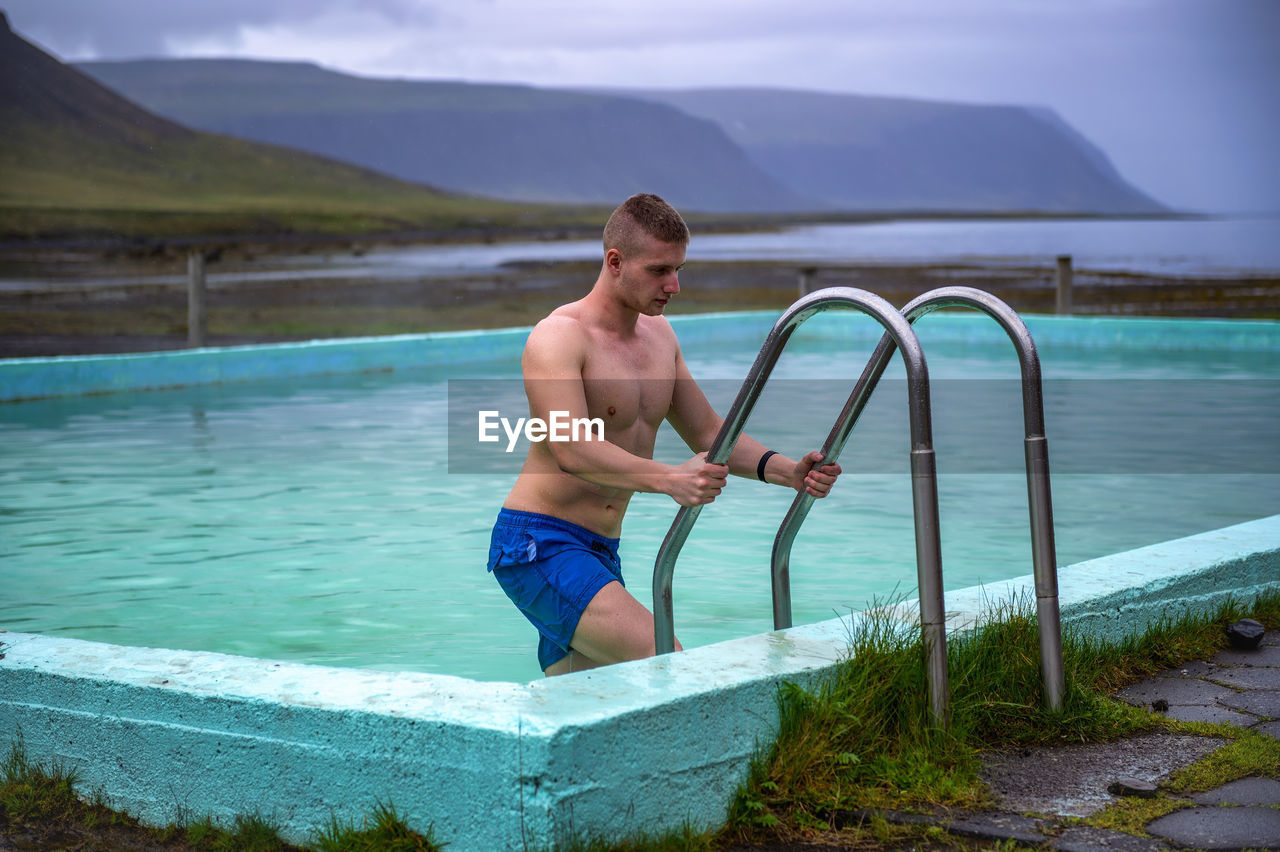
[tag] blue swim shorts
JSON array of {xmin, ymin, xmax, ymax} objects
[{"xmin": 487, "ymin": 508, "xmax": 623, "ymax": 671}]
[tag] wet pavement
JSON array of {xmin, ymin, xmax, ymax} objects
[{"xmin": 866, "ymin": 629, "xmax": 1280, "ymax": 850}]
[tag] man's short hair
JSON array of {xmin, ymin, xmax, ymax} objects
[{"xmin": 603, "ymin": 193, "xmax": 690, "ymax": 257}]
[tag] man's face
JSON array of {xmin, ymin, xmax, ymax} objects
[{"xmin": 612, "ymin": 232, "xmax": 686, "ymax": 316}]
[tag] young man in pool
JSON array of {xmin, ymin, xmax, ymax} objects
[{"xmin": 487, "ymin": 193, "xmax": 842, "ymax": 676}]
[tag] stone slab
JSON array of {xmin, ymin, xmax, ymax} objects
[
  {"xmin": 1161, "ymin": 703, "xmax": 1258, "ymax": 726},
  {"xmin": 944, "ymin": 812, "xmax": 1050, "ymax": 846},
  {"xmin": 981, "ymin": 734, "xmax": 1226, "ymax": 817},
  {"xmin": 1254, "ymin": 720, "xmax": 1280, "ymax": 739},
  {"xmin": 1192, "ymin": 775, "xmax": 1280, "ymax": 806},
  {"xmin": 1051, "ymin": 826, "xmax": 1170, "ymax": 852},
  {"xmin": 1147, "ymin": 805, "xmax": 1280, "ymax": 850},
  {"xmin": 1218, "ymin": 689, "xmax": 1280, "ymax": 718},
  {"xmin": 1213, "ymin": 643, "xmax": 1280, "ymax": 667},
  {"xmin": 1117, "ymin": 677, "xmax": 1234, "ymax": 708},
  {"xmin": 1203, "ymin": 665, "xmax": 1280, "ymax": 689},
  {"xmin": 1156, "ymin": 660, "xmax": 1230, "ymax": 679}
]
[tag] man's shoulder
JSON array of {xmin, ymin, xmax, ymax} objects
[
  {"xmin": 535, "ymin": 299, "xmax": 589, "ymax": 328},
  {"xmin": 522, "ymin": 311, "xmax": 589, "ymax": 371},
  {"xmin": 529, "ymin": 311, "xmax": 589, "ymax": 343},
  {"xmin": 638, "ymin": 314, "xmax": 680, "ymax": 348}
]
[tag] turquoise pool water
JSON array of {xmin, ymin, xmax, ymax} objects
[{"xmin": 2, "ymin": 318, "xmax": 1277, "ymax": 682}]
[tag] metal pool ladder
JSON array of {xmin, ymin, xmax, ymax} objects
[
  {"xmin": 651, "ymin": 286, "xmax": 949, "ymax": 721},
  {"xmin": 651, "ymin": 285, "xmax": 1066, "ymax": 722}
]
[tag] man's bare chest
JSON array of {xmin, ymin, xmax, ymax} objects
[{"xmin": 581, "ymin": 344, "xmax": 675, "ymax": 429}]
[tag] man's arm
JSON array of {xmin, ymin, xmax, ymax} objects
[
  {"xmin": 522, "ymin": 317, "xmax": 726, "ymax": 507},
  {"xmin": 665, "ymin": 336, "xmax": 841, "ymax": 498}
]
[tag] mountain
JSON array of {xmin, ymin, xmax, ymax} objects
[
  {"xmin": 622, "ymin": 88, "xmax": 1168, "ymax": 214},
  {"xmin": 0, "ymin": 14, "xmax": 537, "ymax": 240},
  {"xmin": 75, "ymin": 60, "xmax": 1167, "ymax": 216},
  {"xmin": 75, "ymin": 59, "xmax": 817, "ymax": 214}
]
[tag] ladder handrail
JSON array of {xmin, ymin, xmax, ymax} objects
[
  {"xmin": 770, "ymin": 285, "xmax": 1065, "ymax": 711},
  {"xmin": 651, "ymin": 286, "xmax": 952, "ymax": 724}
]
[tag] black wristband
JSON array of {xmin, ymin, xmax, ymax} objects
[{"xmin": 756, "ymin": 450, "xmax": 778, "ymax": 482}]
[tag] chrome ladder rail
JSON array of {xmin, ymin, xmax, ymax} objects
[
  {"xmin": 770, "ymin": 285, "xmax": 1065, "ymax": 712},
  {"xmin": 651, "ymin": 286, "xmax": 952, "ymax": 725}
]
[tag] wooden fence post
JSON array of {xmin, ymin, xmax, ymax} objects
[
  {"xmin": 187, "ymin": 249, "xmax": 207, "ymax": 348},
  {"xmin": 1055, "ymin": 255, "xmax": 1073, "ymax": 315},
  {"xmin": 798, "ymin": 266, "xmax": 817, "ymax": 298}
]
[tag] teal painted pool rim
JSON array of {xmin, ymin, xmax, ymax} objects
[
  {"xmin": 2, "ymin": 514, "xmax": 1278, "ymax": 850},
  {"xmin": 2, "ymin": 311, "xmax": 1278, "ymax": 402}
]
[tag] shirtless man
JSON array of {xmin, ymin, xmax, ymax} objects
[{"xmin": 486, "ymin": 194, "xmax": 842, "ymax": 676}]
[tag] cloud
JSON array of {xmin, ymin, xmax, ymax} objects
[{"xmin": 4, "ymin": 0, "xmax": 439, "ymax": 60}]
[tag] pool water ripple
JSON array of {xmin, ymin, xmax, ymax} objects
[{"xmin": 2, "ymin": 333, "xmax": 1277, "ymax": 681}]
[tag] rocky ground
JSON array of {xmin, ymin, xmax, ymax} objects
[{"xmin": 1, "ymin": 249, "xmax": 1277, "ymax": 359}]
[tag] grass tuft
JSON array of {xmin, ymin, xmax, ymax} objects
[
  {"xmin": 221, "ymin": 812, "xmax": 291, "ymax": 851},
  {"xmin": 1, "ymin": 741, "xmax": 81, "ymax": 825},
  {"xmin": 314, "ymin": 801, "xmax": 442, "ymax": 852}
]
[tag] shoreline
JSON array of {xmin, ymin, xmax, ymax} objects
[
  {"xmin": 0, "ymin": 208, "xmax": 1207, "ymax": 258},
  {"xmin": 2, "ymin": 257, "xmax": 1276, "ymax": 359}
]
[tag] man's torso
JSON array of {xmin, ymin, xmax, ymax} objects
[{"xmin": 503, "ymin": 310, "xmax": 678, "ymax": 537}]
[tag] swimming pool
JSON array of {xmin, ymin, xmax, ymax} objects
[{"xmin": 2, "ymin": 312, "xmax": 1277, "ymax": 682}]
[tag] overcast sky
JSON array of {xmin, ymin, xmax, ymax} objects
[{"xmin": 7, "ymin": 0, "xmax": 1277, "ymax": 213}]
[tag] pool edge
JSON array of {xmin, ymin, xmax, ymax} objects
[
  {"xmin": 3, "ymin": 312, "xmax": 1276, "ymax": 402},
  {"xmin": 3, "ymin": 513, "xmax": 1278, "ymax": 849}
]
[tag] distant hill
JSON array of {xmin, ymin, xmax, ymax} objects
[
  {"xmin": 76, "ymin": 59, "xmax": 1168, "ymax": 216},
  {"xmin": 0, "ymin": 14, "xmax": 545, "ymax": 240},
  {"xmin": 76, "ymin": 59, "xmax": 816, "ymax": 214},
  {"xmin": 621, "ymin": 88, "xmax": 1168, "ymax": 214}
]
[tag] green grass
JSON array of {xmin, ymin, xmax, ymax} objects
[
  {"xmin": 314, "ymin": 802, "xmax": 440, "ymax": 852},
  {"xmin": 1, "ymin": 740, "xmax": 81, "ymax": 825},
  {"xmin": 719, "ymin": 589, "xmax": 1279, "ymax": 847},
  {"xmin": 0, "ymin": 107, "xmax": 609, "ymax": 242}
]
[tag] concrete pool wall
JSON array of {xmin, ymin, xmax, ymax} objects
[{"xmin": 2, "ymin": 515, "xmax": 1278, "ymax": 849}]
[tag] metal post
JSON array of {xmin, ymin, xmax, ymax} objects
[
  {"xmin": 187, "ymin": 249, "xmax": 207, "ymax": 348},
  {"xmin": 1055, "ymin": 255, "xmax": 1073, "ymax": 315},
  {"xmin": 1025, "ymin": 435, "xmax": 1065, "ymax": 709},
  {"xmin": 911, "ymin": 446, "xmax": 949, "ymax": 725}
]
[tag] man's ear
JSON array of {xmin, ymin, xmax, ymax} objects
[{"xmin": 605, "ymin": 248, "xmax": 622, "ymax": 273}]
